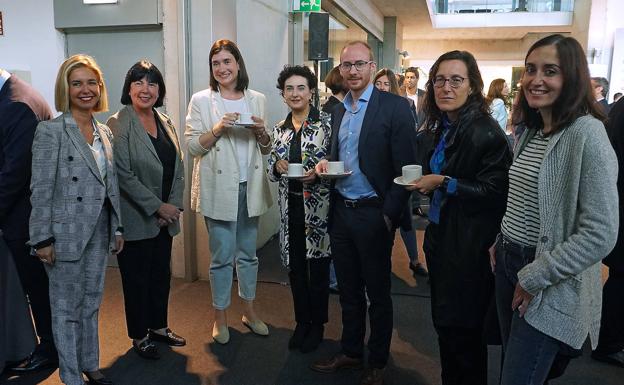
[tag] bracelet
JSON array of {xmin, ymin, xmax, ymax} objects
[{"xmin": 211, "ymin": 127, "xmax": 221, "ymax": 138}]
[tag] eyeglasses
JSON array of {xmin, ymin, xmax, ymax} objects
[
  {"xmin": 433, "ymin": 76, "xmax": 466, "ymax": 88},
  {"xmin": 339, "ymin": 61, "xmax": 373, "ymax": 72}
]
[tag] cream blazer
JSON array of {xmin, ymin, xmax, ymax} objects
[{"xmin": 185, "ymin": 88, "xmax": 272, "ymax": 221}]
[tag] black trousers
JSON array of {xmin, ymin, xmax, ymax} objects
[
  {"xmin": 117, "ymin": 228, "xmax": 173, "ymax": 340},
  {"xmin": 288, "ymin": 194, "xmax": 330, "ymax": 325},
  {"xmin": 596, "ymin": 270, "xmax": 624, "ymax": 354},
  {"xmin": 5, "ymin": 237, "xmax": 56, "ymax": 356},
  {"xmin": 330, "ymin": 200, "xmax": 394, "ymax": 368},
  {"xmin": 436, "ymin": 325, "xmax": 487, "ymax": 385}
]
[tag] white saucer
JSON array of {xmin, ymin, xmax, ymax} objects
[
  {"xmin": 394, "ymin": 176, "xmax": 419, "ymax": 186},
  {"xmin": 282, "ymin": 173, "xmax": 306, "ymax": 180},
  {"xmin": 319, "ymin": 171, "xmax": 353, "ymax": 179}
]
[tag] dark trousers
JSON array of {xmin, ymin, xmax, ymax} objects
[
  {"xmin": 495, "ymin": 235, "xmax": 576, "ymax": 385},
  {"xmin": 5, "ymin": 237, "xmax": 56, "ymax": 356},
  {"xmin": 435, "ymin": 325, "xmax": 487, "ymax": 385},
  {"xmin": 117, "ymin": 228, "xmax": 173, "ymax": 340},
  {"xmin": 288, "ymin": 194, "xmax": 330, "ymax": 325},
  {"xmin": 596, "ymin": 270, "xmax": 624, "ymax": 354},
  {"xmin": 330, "ymin": 199, "xmax": 394, "ymax": 368}
]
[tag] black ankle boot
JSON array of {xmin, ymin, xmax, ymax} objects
[
  {"xmin": 300, "ymin": 324, "xmax": 323, "ymax": 353},
  {"xmin": 288, "ymin": 323, "xmax": 310, "ymax": 350}
]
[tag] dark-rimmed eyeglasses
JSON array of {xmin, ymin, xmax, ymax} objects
[
  {"xmin": 339, "ymin": 61, "xmax": 373, "ymax": 72},
  {"xmin": 433, "ymin": 76, "xmax": 466, "ymax": 88}
]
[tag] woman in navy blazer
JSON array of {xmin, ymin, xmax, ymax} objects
[
  {"xmin": 107, "ymin": 60, "xmax": 186, "ymax": 360},
  {"xmin": 30, "ymin": 54, "xmax": 123, "ymax": 385}
]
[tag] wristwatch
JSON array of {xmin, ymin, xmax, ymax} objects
[{"xmin": 441, "ymin": 176, "xmax": 451, "ymax": 190}]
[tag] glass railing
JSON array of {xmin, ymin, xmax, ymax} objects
[{"xmin": 431, "ymin": 0, "xmax": 574, "ymax": 14}]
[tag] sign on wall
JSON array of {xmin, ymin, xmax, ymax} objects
[
  {"xmin": 293, "ymin": 0, "xmax": 321, "ymax": 13},
  {"xmin": 0, "ymin": 12, "xmax": 4, "ymax": 36}
]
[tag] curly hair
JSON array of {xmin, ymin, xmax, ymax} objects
[{"xmin": 276, "ymin": 65, "xmax": 318, "ymax": 93}]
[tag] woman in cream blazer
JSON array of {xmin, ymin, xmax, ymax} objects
[{"xmin": 185, "ymin": 39, "xmax": 272, "ymax": 345}]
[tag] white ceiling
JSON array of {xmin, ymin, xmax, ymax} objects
[{"xmin": 368, "ymin": 0, "xmax": 573, "ymax": 41}]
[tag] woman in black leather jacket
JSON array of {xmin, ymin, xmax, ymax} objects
[{"xmin": 406, "ymin": 50, "xmax": 511, "ymax": 385}]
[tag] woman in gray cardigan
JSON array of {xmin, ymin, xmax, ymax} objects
[
  {"xmin": 107, "ymin": 61, "xmax": 185, "ymax": 360},
  {"xmin": 494, "ymin": 34, "xmax": 618, "ymax": 384}
]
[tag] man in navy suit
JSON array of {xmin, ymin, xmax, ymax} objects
[
  {"xmin": 0, "ymin": 69, "xmax": 58, "ymax": 372},
  {"xmin": 312, "ymin": 42, "xmax": 416, "ymax": 385}
]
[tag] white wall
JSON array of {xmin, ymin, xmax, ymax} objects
[{"xmin": 0, "ymin": 0, "xmax": 65, "ymax": 110}]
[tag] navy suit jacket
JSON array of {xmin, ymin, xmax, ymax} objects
[
  {"xmin": 329, "ymin": 86, "xmax": 416, "ymax": 226},
  {"xmin": 0, "ymin": 75, "xmax": 52, "ymax": 240}
]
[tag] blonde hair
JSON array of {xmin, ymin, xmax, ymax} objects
[{"xmin": 54, "ymin": 54, "xmax": 108, "ymax": 113}]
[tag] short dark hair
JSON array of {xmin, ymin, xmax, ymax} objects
[
  {"xmin": 209, "ymin": 39, "xmax": 249, "ymax": 92},
  {"xmin": 405, "ymin": 67, "xmax": 419, "ymax": 79},
  {"xmin": 120, "ymin": 60, "xmax": 166, "ymax": 107},
  {"xmin": 614, "ymin": 92, "xmax": 623, "ymax": 101},
  {"xmin": 324, "ymin": 65, "xmax": 347, "ymax": 95},
  {"xmin": 512, "ymin": 34, "xmax": 605, "ymax": 133},
  {"xmin": 592, "ymin": 77, "xmax": 609, "ymax": 98},
  {"xmin": 422, "ymin": 50, "xmax": 488, "ymax": 132},
  {"xmin": 276, "ymin": 65, "xmax": 318, "ymax": 94}
]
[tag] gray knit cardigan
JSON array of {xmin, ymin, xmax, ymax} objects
[{"xmin": 516, "ymin": 115, "xmax": 619, "ymax": 349}]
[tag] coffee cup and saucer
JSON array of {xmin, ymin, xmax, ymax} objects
[
  {"xmin": 394, "ymin": 165, "xmax": 422, "ymax": 186},
  {"xmin": 319, "ymin": 161, "xmax": 353, "ymax": 179},
  {"xmin": 283, "ymin": 163, "xmax": 307, "ymax": 179},
  {"xmin": 236, "ymin": 112, "xmax": 255, "ymax": 127}
]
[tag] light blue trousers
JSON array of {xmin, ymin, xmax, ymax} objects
[{"xmin": 205, "ymin": 183, "xmax": 259, "ymax": 310}]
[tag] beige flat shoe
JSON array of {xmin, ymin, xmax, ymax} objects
[
  {"xmin": 212, "ymin": 323, "xmax": 230, "ymax": 344},
  {"xmin": 242, "ymin": 315, "xmax": 269, "ymax": 336}
]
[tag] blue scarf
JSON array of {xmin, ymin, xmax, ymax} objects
[{"xmin": 428, "ymin": 116, "xmax": 454, "ymax": 224}]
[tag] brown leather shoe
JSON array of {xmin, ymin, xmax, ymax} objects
[
  {"xmin": 310, "ymin": 353, "xmax": 363, "ymax": 373},
  {"xmin": 360, "ymin": 367, "xmax": 385, "ymax": 385}
]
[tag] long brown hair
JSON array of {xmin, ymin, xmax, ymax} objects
[
  {"xmin": 512, "ymin": 34, "xmax": 606, "ymax": 133},
  {"xmin": 485, "ymin": 78, "xmax": 506, "ymax": 105},
  {"xmin": 374, "ymin": 68, "xmax": 400, "ymax": 95}
]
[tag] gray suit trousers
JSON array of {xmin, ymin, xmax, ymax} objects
[{"xmin": 45, "ymin": 207, "xmax": 109, "ymax": 385}]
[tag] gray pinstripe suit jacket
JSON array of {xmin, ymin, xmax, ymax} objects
[
  {"xmin": 29, "ymin": 113, "xmax": 122, "ymax": 261},
  {"xmin": 106, "ymin": 105, "xmax": 184, "ymax": 241}
]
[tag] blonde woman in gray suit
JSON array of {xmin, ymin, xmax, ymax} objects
[
  {"xmin": 29, "ymin": 54, "xmax": 123, "ymax": 385},
  {"xmin": 107, "ymin": 60, "xmax": 185, "ymax": 360},
  {"xmin": 185, "ymin": 39, "xmax": 272, "ymax": 345}
]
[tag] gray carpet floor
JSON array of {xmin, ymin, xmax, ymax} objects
[{"xmin": 2, "ymin": 231, "xmax": 621, "ymax": 385}]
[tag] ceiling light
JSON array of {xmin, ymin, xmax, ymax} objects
[{"xmin": 398, "ymin": 50, "xmax": 410, "ymax": 59}]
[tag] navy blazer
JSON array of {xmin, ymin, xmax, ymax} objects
[
  {"xmin": 0, "ymin": 75, "xmax": 52, "ymax": 240},
  {"xmin": 329, "ymin": 86, "xmax": 416, "ymax": 226}
]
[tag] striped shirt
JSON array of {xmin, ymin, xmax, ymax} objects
[{"xmin": 501, "ymin": 130, "xmax": 550, "ymax": 246}]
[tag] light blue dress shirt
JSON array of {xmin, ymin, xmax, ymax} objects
[{"xmin": 335, "ymin": 84, "xmax": 377, "ymax": 199}]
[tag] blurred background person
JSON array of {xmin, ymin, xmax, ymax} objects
[
  {"xmin": 592, "ymin": 82, "xmax": 624, "ymax": 368},
  {"xmin": 0, "ymin": 68, "xmax": 58, "ymax": 373},
  {"xmin": 107, "ymin": 60, "xmax": 185, "ymax": 360},
  {"xmin": 406, "ymin": 50, "xmax": 511, "ymax": 385},
  {"xmin": 610, "ymin": 92, "xmax": 622, "ymax": 110},
  {"xmin": 591, "ymin": 76, "xmax": 610, "ymax": 114},
  {"xmin": 268, "ymin": 65, "xmax": 331, "ymax": 353},
  {"xmin": 485, "ymin": 78, "xmax": 510, "ymax": 132},
  {"xmin": 185, "ymin": 39, "xmax": 272, "ymax": 345},
  {"xmin": 321, "ymin": 65, "xmax": 348, "ymax": 114},
  {"xmin": 496, "ymin": 34, "xmax": 617, "ymax": 384},
  {"xmin": 29, "ymin": 54, "xmax": 123, "ymax": 385},
  {"xmin": 404, "ymin": 67, "xmax": 425, "ymax": 125},
  {"xmin": 374, "ymin": 68, "xmax": 427, "ymax": 278}
]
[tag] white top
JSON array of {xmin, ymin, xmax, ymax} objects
[
  {"xmin": 222, "ymin": 97, "xmax": 250, "ymax": 182},
  {"xmin": 406, "ymin": 92, "xmax": 418, "ymax": 111},
  {"xmin": 89, "ymin": 121, "xmax": 107, "ymax": 181},
  {"xmin": 490, "ymin": 98, "xmax": 508, "ymax": 131}
]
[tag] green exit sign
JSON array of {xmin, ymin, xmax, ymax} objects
[{"xmin": 293, "ymin": 0, "xmax": 321, "ymax": 12}]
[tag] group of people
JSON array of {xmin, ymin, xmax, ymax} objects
[{"xmin": 0, "ymin": 32, "xmax": 622, "ymax": 385}]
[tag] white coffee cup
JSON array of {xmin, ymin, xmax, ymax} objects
[
  {"xmin": 402, "ymin": 165, "xmax": 422, "ymax": 183},
  {"xmin": 288, "ymin": 163, "xmax": 304, "ymax": 177},
  {"xmin": 238, "ymin": 112, "xmax": 253, "ymax": 125},
  {"xmin": 327, "ymin": 161, "xmax": 345, "ymax": 174}
]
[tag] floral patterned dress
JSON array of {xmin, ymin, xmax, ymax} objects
[{"xmin": 267, "ymin": 107, "xmax": 332, "ymax": 267}]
